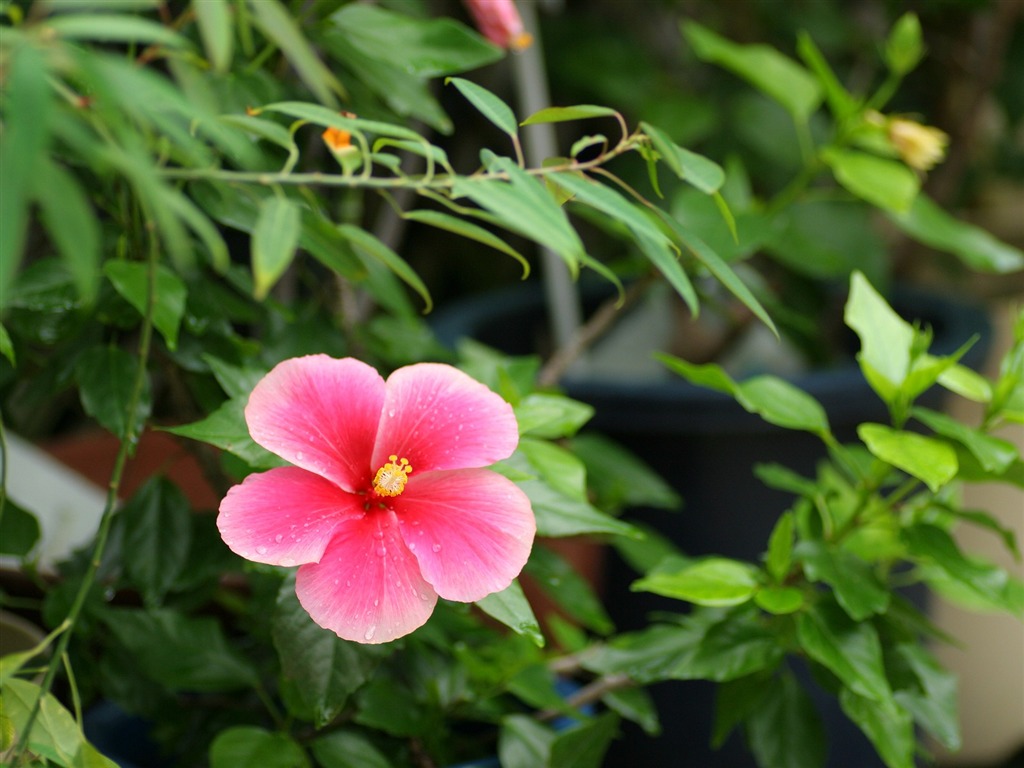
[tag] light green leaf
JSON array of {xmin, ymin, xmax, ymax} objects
[
  {"xmin": 0, "ymin": 323, "xmax": 14, "ymax": 365},
  {"xmin": 104, "ymin": 260, "xmax": 188, "ymax": 350},
  {"xmin": 894, "ymin": 643, "xmax": 961, "ymax": 751},
  {"xmin": 476, "ymin": 580, "xmax": 544, "ymax": 647},
  {"xmin": 822, "ymin": 148, "xmax": 920, "ymax": 213},
  {"xmin": 1, "ymin": 677, "xmax": 89, "ymax": 765},
  {"xmin": 888, "ymin": 193, "xmax": 1024, "ymax": 273},
  {"xmin": 246, "ymin": 0, "xmax": 344, "ymax": 105},
  {"xmin": 845, "ymin": 271, "xmax": 914, "ymax": 402},
  {"xmin": 522, "ymin": 104, "xmax": 619, "ymax": 125},
  {"xmin": 656, "ymin": 354, "xmax": 736, "ymax": 394},
  {"xmin": 194, "ymin": 0, "xmax": 234, "ymax": 72},
  {"xmin": 632, "ymin": 557, "xmax": 760, "ymax": 607},
  {"xmin": 514, "ymin": 393, "xmax": 593, "ymax": 438},
  {"xmin": 913, "ymin": 406, "xmax": 1017, "ymax": 473},
  {"xmin": 683, "ymin": 21, "xmax": 822, "ymax": 121},
  {"xmin": 499, "ymin": 715, "xmax": 555, "ymax": 768},
  {"xmin": 938, "ymin": 363, "xmax": 993, "ymax": 403},
  {"xmin": 45, "ymin": 13, "xmax": 186, "ymax": 46},
  {"xmin": 884, "ymin": 13, "xmax": 925, "ymax": 76},
  {"xmin": 796, "ymin": 600, "xmax": 893, "ymax": 703},
  {"xmin": 34, "ymin": 159, "xmax": 100, "ymax": 305},
  {"xmin": 765, "ymin": 512, "xmax": 795, "ymax": 583},
  {"xmin": 210, "ymin": 726, "xmax": 310, "ymax": 768},
  {"xmin": 401, "ymin": 208, "xmax": 530, "ymax": 278},
  {"xmin": 337, "ymin": 224, "xmax": 433, "ymax": 313},
  {"xmin": 0, "ymin": 621, "xmax": 65, "ymax": 685},
  {"xmin": 736, "ymin": 375, "xmax": 831, "ymax": 436},
  {"xmin": 251, "ymin": 196, "xmax": 301, "ymax": 301},
  {"xmin": 447, "ymin": 77, "xmax": 518, "ymax": 136},
  {"xmin": 795, "ymin": 540, "xmax": 890, "ymax": 620},
  {"xmin": 797, "ymin": 31, "xmax": 857, "ymax": 119},
  {"xmin": 754, "ymin": 586, "xmax": 805, "ymax": 614},
  {"xmin": 641, "ymin": 121, "xmax": 725, "ymax": 193},
  {"xmin": 858, "ymin": 423, "xmax": 958, "ymax": 492}
]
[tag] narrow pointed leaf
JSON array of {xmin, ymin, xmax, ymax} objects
[
  {"xmin": 338, "ymin": 224, "xmax": 433, "ymax": 312},
  {"xmin": 447, "ymin": 77, "xmax": 518, "ymax": 136},
  {"xmin": 251, "ymin": 196, "xmax": 301, "ymax": 300}
]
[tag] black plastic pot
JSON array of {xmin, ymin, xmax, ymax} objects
[{"xmin": 432, "ymin": 279, "xmax": 992, "ymax": 768}]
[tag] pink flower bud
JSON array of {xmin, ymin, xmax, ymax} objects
[{"xmin": 463, "ymin": 0, "xmax": 533, "ymax": 51}]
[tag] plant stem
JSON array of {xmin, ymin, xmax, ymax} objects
[{"xmin": 11, "ymin": 227, "xmax": 158, "ymax": 761}]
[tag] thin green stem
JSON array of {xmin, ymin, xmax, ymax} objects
[{"xmin": 11, "ymin": 223, "xmax": 158, "ymax": 762}]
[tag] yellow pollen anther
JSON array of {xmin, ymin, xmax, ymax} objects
[{"xmin": 372, "ymin": 455, "xmax": 412, "ymax": 497}]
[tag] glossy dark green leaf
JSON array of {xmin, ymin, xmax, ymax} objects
[
  {"xmin": 272, "ymin": 579, "xmax": 383, "ymax": 726},
  {"xmin": 0, "ymin": 498, "xmax": 40, "ymax": 557},
  {"xmin": 746, "ymin": 672, "xmax": 827, "ymax": 768},
  {"xmin": 310, "ymin": 730, "xmax": 392, "ymax": 768},
  {"xmin": 104, "ymin": 260, "xmax": 188, "ymax": 350},
  {"xmin": 796, "ymin": 599, "xmax": 892, "ymax": 703},
  {"xmin": 121, "ymin": 477, "xmax": 192, "ymax": 603},
  {"xmin": 682, "ymin": 611, "xmax": 785, "ymax": 681},
  {"xmin": 570, "ymin": 433, "xmax": 681, "ymax": 512},
  {"xmin": 602, "ymin": 686, "xmax": 660, "ymax": 735},
  {"xmin": 795, "ymin": 541, "xmax": 890, "ymax": 621},
  {"xmin": 549, "ymin": 711, "xmax": 619, "ymax": 768},
  {"xmin": 163, "ymin": 396, "xmax": 285, "ymax": 470},
  {"xmin": 476, "ymin": 580, "xmax": 544, "ymax": 647},
  {"xmin": 839, "ymin": 688, "xmax": 914, "ymax": 768},
  {"xmin": 210, "ymin": 726, "xmax": 309, "ymax": 768},
  {"xmin": 76, "ymin": 345, "xmax": 152, "ymax": 441},
  {"xmin": 525, "ymin": 544, "xmax": 613, "ymax": 635},
  {"xmin": 102, "ymin": 608, "xmax": 259, "ymax": 691}
]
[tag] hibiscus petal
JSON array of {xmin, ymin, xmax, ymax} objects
[
  {"xmin": 374, "ymin": 363, "xmax": 519, "ymax": 473},
  {"xmin": 295, "ymin": 509, "xmax": 438, "ymax": 644},
  {"xmin": 394, "ymin": 469, "xmax": 535, "ymax": 602},
  {"xmin": 218, "ymin": 467, "xmax": 363, "ymax": 567},
  {"xmin": 246, "ymin": 355, "xmax": 384, "ymax": 491}
]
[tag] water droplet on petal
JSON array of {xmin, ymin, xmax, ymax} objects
[
  {"xmin": 373, "ymin": 598, "xmax": 379, "ymax": 607},
  {"xmin": 296, "ymin": 450, "xmax": 304, "ymax": 460},
  {"xmin": 377, "ymin": 546, "xmax": 387, "ymax": 557},
  {"xmin": 364, "ymin": 626, "xmax": 376, "ymax": 641},
  {"xmin": 432, "ymin": 543, "xmax": 442, "ymax": 553},
  {"xmin": 255, "ymin": 545, "xmax": 268, "ymax": 555},
  {"xmin": 274, "ymin": 534, "xmax": 283, "ymax": 543},
  {"xmin": 388, "ymin": 409, "xmax": 395, "ymax": 418}
]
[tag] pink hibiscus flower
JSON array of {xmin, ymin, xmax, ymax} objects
[{"xmin": 218, "ymin": 355, "xmax": 535, "ymax": 644}]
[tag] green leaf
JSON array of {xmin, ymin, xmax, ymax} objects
[
  {"xmin": 203, "ymin": 355, "xmax": 267, "ymax": 400},
  {"xmin": 913, "ymin": 406, "xmax": 1017, "ymax": 473},
  {"xmin": 0, "ymin": 43, "xmax": 52, "ymax": 306},
  {"xmin": 0, "ymin": 498, "xmax": 40, "ymax": 557},
  {"xmin": 476, "ymin": 580, "xmax": 544, "ymax": 647},
  {"xmin": 45, "ymin": 13, "xmax": 186, "ymax": 46},
  {"xmin": 746, "ymin": 672, "xmax": 827, "ymax": 768},
  {"xmin": 338, "ymin": 224, "xmax": 433, "ymax": 313},
  {"xmin": 601, "ymin": 687, "xmax": 660, "ymax": 735},
  {"xmin": 522, "ymin": 104, "xmax": 619, "ymax": 125},
  {"xmin": 193, "ymin": 0, "xmax": 234, "ymax": 72},
  {"xmin": 401, "ymin": 208, "xmax": 530, "ymax": 278},
  {"xmin": 447, "ymin": 77, "xmax": 518, "ymax": 136},
  {"xmin": 845, "ymin": 271, "xmax": 915, "ymax": 402},
  {"xmin": 939, "ymin": 363, "xmax": 993, "ymax": 403},
  {"xmin": 904, "ymin": 523, "xmax": 1017, "ymax": 611},
  {"xmin": 514, "ymin": 393, "xmax": 594, "ymax": 439},
  {"xmin": 0, "ymin": 621, "xmax": 65, "ymax": 686},
  {"xmin": 570, "ymin": 433, "xmax": 681, "ymax": 512},
  {"xmin": 549, "ymin": 711, "xmax": 620, "ymax": 768},
  {"xmin": 102, "ymin": 608, "xmax": 259, "ymax": 691},
  {"xmin": 104, "ymin": 260, "xmax": 188, "ymax": 351},
  {"xmin": 683, "ymin": 21, "xmax": 822, "ymax": 121},
  {"xmin": 641, "ymin": 121, "xmax": 725, "ymax": 193},
  {"xmin": 796, "ymin": 31, "xmax": 857, "ymax": 120},
  {"xmin": 822, "ymin": 148, "xmax": 919, "ymax": 213},
  {"xmin": 858, "ymin": 423, "xmax": 957, "ymax": 492},
  {"xmin": 210, "ymin": 726, "xmax": 309, "ymax": 768},
  {"xmin": 76, "ymin": 345, "xmax": 151, "ymax": 441},
  {"xmin": 0, "ymin": 322, "xmax": 14, "ymax": 365},
  {"xmin": 452, "ymin": 159, "xmax": 585, "ymax": 273},
  {"xmin": 310, "ymin": 730, "xmax": 392, "ymax": 768},
  {"xmin": 839, "ymin": 689, "xmax": 915, "ymax": 768},
  {"xmin": 765, "ymin": 511, "xmax": 795, "ymax": 583},
  {"xmin": 522, "ymin": 432, "xmax": 589, "ymax": 497},
  {"xmin": 796, "ymin": 599, "xmax": 893, "ymax": 703},
  {"xmin": 246, "ymin": 0, "xmax": 344, "ymax": 104},
  {"xmin": 525, "ymin": 545, "xmax": 614, "ymax": 635},
  {"xmin": 33, "ymin": 159, "xmax": 100, "ymax": 306},
  {"xmin": 499, "ymin": 714, "xmax": 555, "ymax": 768},
  {"xmin": 121, "ymin": 477, "xmax": 192, "ymax": 603},
  {"xmin": 272, "ymin": 579, "xmax": 382, "ymax": 727},
  {"xmin": 735, "ymin": 376, "xmax": 831, "ymax": 436},
  {"xmin": 251, "ymin": 196, "xmax": 301, "ymax": 301},
  {"xmin": 754, "ymin": 586, "xmax": 805, "ymax": 614},
  {"xmin": 330, "ymin": 4, "xmax": 502, "ymax": 77},
  {"xmin": 1, "ymin": 677, "xmax": 101, "ymax": 766},
  {"xmin": 795, "ymin": 540, "xmax": 890, "ymax": 620},
  {"xmin": 632, "ymin": 557, "xmax": 760, "ymax": 607},
  {"xmin": 893, "ymin": 643, "xmax": 961, "ymax": 751},
  {"xmin": 681, "ymin": 609, "xmax": 785, "ymax": 681},
  {"xmin": 888, "ymin": 193, "xmax": 1024, "ymax": 273},
  {"xmin": 164, "ymin": 396, "xmax": 285, "ymax": 470},
  {"xmin": 884, "ymin": 13, "xmax": 925, "ymax": 76}
]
